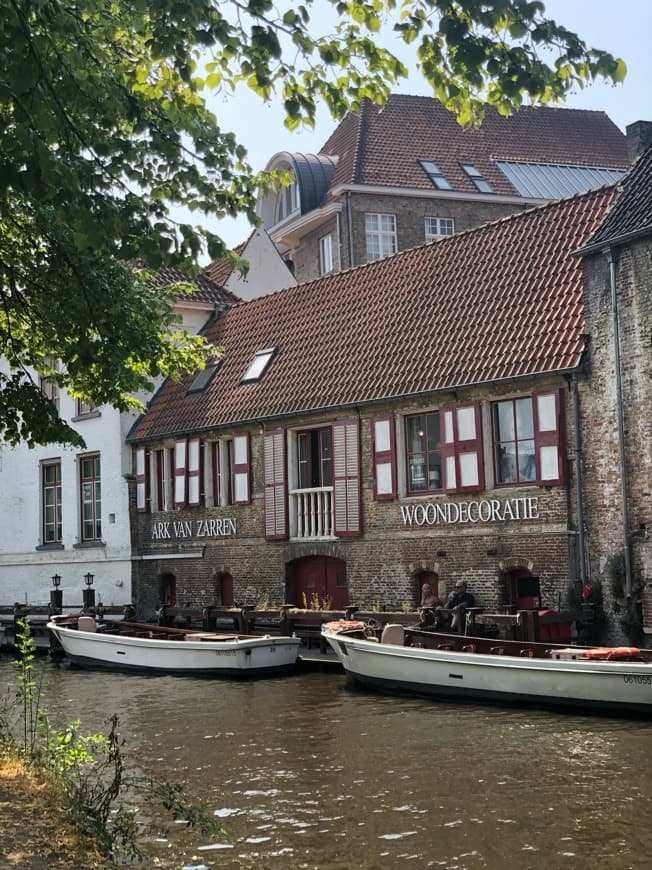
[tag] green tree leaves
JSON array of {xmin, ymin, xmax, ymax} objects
[{"xmin": 0, "ymin": 0, "xmax": 625, "ymax": 446}]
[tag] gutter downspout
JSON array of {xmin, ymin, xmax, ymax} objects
[
  {"xmin": 571, "ymin": 373, "xmax": 587, "ymax": 585},
  {"xmin": 607, "ymin": 246, "xmax": 633, "ymax": 602},
  {"xmin": 346, "ymin": 192, "xmax": 355, "ymax": 269}
]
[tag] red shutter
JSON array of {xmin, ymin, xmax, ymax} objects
[
  {"xmin": 174, "ymin": 439, "xmax": 187, "ymax": 506},
  {"xmin": 232, "ymin": 433, "xmax": 250, "ymax": 504},
  {"xmin": 533, "ymin": 388, "xmax": 566, "ymax": 485},
  {"xmin": 187, "ymin": 438, "xmax": 202, "ymax": 506},
  {"xmin": 333, "ymin": 419, "xmax": 361, "ymax": 536},
  {"xmin": 442, "ymin": 402, "xmax": 484, "ymax": 493},
  {"xmin": 372, "ymin": 415, "xmax": 396, "ymax": 500},
  {"xmin": 135, "ymin": 447, "xmax": 148, "ymax": 512},
  {"xmin": 263, "ymin": 429, "xmax": 288, "ymax": 540}
]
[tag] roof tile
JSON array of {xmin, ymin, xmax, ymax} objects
[{"xmin": 130, "ymin": 185, "xmax": 616, "ymax": 442}]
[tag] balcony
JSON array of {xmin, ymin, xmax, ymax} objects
[{"xmin": 291, "ymin": 486, "xmax": 334, "ymax": 540}]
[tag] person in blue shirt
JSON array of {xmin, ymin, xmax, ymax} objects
[{"xmin": 446, "ymin": 581, "xmax": 475, "ymax": 631}]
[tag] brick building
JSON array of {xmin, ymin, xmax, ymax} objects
[
  {"xmin": 576, "ymin": 130, "xmax": 652, "ymax": 630},
  {"xmin": 256, "ymin": 95, "xmax": 628, "ymax": 283},
  {"xmin": 127, "ymin": 179, "xmax": 628, "ymax": 623}
]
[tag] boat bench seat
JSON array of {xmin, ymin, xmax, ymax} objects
[{"xmin": 185, "ymin": 633, "xmax": 238, "ymax": 642}]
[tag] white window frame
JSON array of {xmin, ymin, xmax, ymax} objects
[
  {"xmin": 425, "ymin": 217, "xmax": 455, "ymax": 242},
  {"xmin": 365, "ymin": 213, "xmax": 397, "ymax": 262},
  {"xmin": 319, "ymin": 234, "xmax": 334, "ymax": 275}
]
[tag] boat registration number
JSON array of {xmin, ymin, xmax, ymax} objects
[{"xmin": 623, "ymin": 675, "xmax": 652, "ymax": 685}]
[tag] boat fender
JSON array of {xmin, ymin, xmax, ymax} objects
[
  {"xmin": 581, "ymin": 646, "xmax": 641, "ymax": 660},
  {"xmin": 323, "ymin": 620, "xmax": 366, "ymax": 632}
]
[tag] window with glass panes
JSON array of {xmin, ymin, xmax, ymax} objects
[
  {"xmin": 425, "ymin": 217, "xmax": 455, "ymax": 241},
  {"xmin": 406, "ymin": 413, "xmax": 442, "ymax": 493},
  {"xmin": 493, "ymin": 398, "xmax": 536, "ymax": 484},
  {"xmin": 298, "ymin": 428, "xmax": 333, "ymax": 489},
  {"xmin": 80, "ymin": 454, "xmax": 101, "ymax": 541},
  {"xmin": 365, "ymin": 213, "xmax": 397, "ymax": 261},
  {"xmin": 319, "ymin": 234, "xmax": 334, "ymax": 275},
  {"xmin": 42, "ymin": 461, "xmax": 62, "ymax": 543}
]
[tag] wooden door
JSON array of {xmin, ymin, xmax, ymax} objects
[{"xmin": 295, "ymin": 557, "xmax": 349, "ymax": 610}]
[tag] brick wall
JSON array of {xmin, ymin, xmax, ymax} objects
[
  {"xmin": 132, "ymin": 376, "xmax": 577, "ymax": 617},
  {"xmin": 581, "ymin": 239, "xmax": 652, "ymax": 619}
]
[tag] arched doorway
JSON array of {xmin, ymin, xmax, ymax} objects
[
  {"xmin": 217, "ymin": 572, "xmax": 234, "ymax": 607},
  {"xmin": 289, "ymin": 556, "xmax": 349, "ymax": 610},
  {"xmin": 503, "ymin": 567, "xmax": 540, "ymax": 610},
  {"xmin": 158, "ymin": 572, "xmax": 176, "ymax": 607}
]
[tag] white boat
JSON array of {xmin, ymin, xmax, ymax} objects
[
  {"xmin": 48, "ymin": 615, "xmax": 301, "ymax": 676},
  {"xmin": 321, "ymin": 620, "xmax": 652, "ymax": 715}
]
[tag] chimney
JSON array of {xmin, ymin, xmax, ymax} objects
[{"xmin": 625, "ymin": 120, "xmax": 652, "ymax": 163}]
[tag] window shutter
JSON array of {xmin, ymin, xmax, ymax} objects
[
  {"xmin": 442, "ymin": 402, "xmax": 484, "ymax": 493},
  {"xmin": 187, "ymin": 438, "xmax": 202, "ymax": 506},
  {"xmin": 135, "ymin": 447, "xmax": 148, "ymax": 512},
  {"xmin": 372, "ymin": 415, "xmax": 396, "ymax": 500},
  {"xmin": 232, "ymin": 433, "xmax": 250, "ymax": 504},
  {"xmin": 174, "ymin": 439, "xmax": 187, "ymax": 506},
  {"xmin": 333, "ymin": 419, "xmax": 361, "ymax": 536},
  {"xmin": 533, "ymin": 388, "xmax": 566, "ymax": 485},
  {"xmin": 263, "ymin": 429, "xmax": 288, "ymax": 540}
]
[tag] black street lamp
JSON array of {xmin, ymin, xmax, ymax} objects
[
  {"xmin": 50, "ymin": 574, "xmax": 63, "ymax": 613},
  {"xmin": 82, "ymin": 572, "xmax": 95, "ymax": 611}
]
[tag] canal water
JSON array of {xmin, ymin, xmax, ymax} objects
[{"xmin": 1, "ymin": 658, "xmax": 651, "ymax": 869}]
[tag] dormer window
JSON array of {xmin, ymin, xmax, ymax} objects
[
  {"xmin": 187, "ymin": 359, "xmax": 221, "ymax": 394},
  {"xmin": 418, "ymin": 160, "xmax": 452, "ymax": 190},
  {"xmin": 242, "ymin": 348, "xmax": 276, "ymax": 383},
  {"xmin": 460, "ymin": 162, "xmax": 493, "ymax": 193},
  {"xmin": 275, "ymin": 175, "xmax": 300, "ymax": 223}
]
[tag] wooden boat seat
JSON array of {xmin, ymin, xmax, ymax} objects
[
  {"xmin": 380, "ymin": 624, "xmax": 405, "ymax": 646},
  {"xmin": 185, "ymin": 633, "xmax": 239, "ymax": 642},
  {"xmin": 77, "ymin": 616, "xmax": 97, "ymax": 633}
]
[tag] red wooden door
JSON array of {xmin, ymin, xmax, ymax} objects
[{"xmin": 295, "ymin": 557, "xmax": 349, "ymax": 610}]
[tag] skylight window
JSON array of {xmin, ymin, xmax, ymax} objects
[
  {"xmin": 242, "ymin": 348, "xmax": 276, "ymax": 383},
  {"xmin": 460, "ymin": 162, "xmax": 493, "ymax": 193},
  {"xmin": 187, "ymin": 359, "xmax": 221, "ymax": 394},
  {"xmin": 418, "ymin": 160, "xmax": 453, "ymax": 190}
]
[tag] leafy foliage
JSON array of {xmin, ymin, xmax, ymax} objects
[{"xmin": 0, "ymin": 1, "xmax": 624, "ymax": 445}]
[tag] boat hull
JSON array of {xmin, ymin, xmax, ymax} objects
[
  {"xmin": 48, "ymin": 623, "xmax": 300, "ymax": 676},
  {"xmin": 322, "ymin": 630, "xmax": 652, "ymax": 715}
]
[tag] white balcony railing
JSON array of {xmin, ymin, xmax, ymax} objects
[{"xmin": 291, "ymin": 486, "xmax": 334, "ymax": 539}]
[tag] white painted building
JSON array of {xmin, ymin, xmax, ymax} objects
[{"xmin": 0, "ymin": 238, "xmax": 296, "ymax": 610}]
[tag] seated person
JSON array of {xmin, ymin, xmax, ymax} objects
[
  {"xmin": 420, "ymin": 582, "xmax": 442, "ymax": 609},
  {"xmin": 445, "ymin": 581, "xmax": 475, "ymax": 631}
]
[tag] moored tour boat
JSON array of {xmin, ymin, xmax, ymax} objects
[
  {"xmin": 48, "ymin": 615, "xmax": 301, "ymax": 676},
  {"xmin": 321, "ymin": 620, "xmax": 652, "ymax": 715}
]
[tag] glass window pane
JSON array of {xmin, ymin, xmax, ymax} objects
[
  {"xmin": 518, "ymin": 440, "xmax": 536, "ymax": 480},
  {"xmin": 497, "ymin": 443, "xmax": 517, "ymax": 483},
  {"xmin": 516, "ymin": 398, "xmax": 534, "ymax": 439},
  {"xmin": 495, "ymin": 401, "xmax": 515, "ymax": 441}
]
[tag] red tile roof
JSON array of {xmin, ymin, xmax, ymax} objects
[
  {"xmin": 129, "ymin": 184, "xmax": 616, "ymax": 442},
  {"xmin": 319, "ymin": 95, "xmax": 628, "ymax": 199},
  {"xmin": 203, "ymin": 239, "xmax": 248, "ymax": 291},
  {"xmin": 147, "ymin": 265, "xmax": 239, "ymax": 307}
]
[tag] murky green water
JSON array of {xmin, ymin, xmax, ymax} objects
[{"xmin": 1, "ymin": 657, "xmax": 650, "ymax": 869}]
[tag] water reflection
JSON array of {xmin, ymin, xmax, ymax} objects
[{"xmin": 1, "ymin": 659, "xmax": 650, "ymax": 869}]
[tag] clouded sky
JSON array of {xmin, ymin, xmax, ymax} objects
[{"xmin": 201, "ymin": 0, "xmax": 652, "ymax": 250}]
